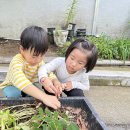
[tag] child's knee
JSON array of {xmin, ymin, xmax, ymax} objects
[{"xmin": 3, "ymin": 86, "xmax": 21, "ymax": 97}]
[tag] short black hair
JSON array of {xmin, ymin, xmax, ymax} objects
[
  {"xmin": 20, "ymin": 26, "xmax": 48, "ymax": 56},
  {"xmin": 65, "ymin": 38, "xmax": 98, "ymax": 72}
]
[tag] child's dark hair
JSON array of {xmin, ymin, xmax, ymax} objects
[
  {"xmin": 20, "ymin": 26, "xmax": 48, "ymax": 56},
  {"xmin": 65, "ymin": 38, "xmax": 98, "ymax": 72}
]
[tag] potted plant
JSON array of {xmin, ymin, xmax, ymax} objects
[
  {"xmin": 53, "ymin": 29, "xmax": 68, "ymax": 47},
  {"xmin": 76, "ymin": 28, "xmax": 87, "ymax": 38},
  {"xmin": 65, "ymin": 0, "xmax": 78, "ymax": 40},
  {"xmin": 54, "ymin": 0, "xmax": 78, "ymax": 46},
  {"xmin": 65, "ymin": 0, "xmax": 78, "ymax": 29},
  {"xmin": 47, "ymin": 27, "xmax": 55, "ymax": 45}
]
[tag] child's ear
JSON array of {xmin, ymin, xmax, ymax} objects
[{"xmin": 19, "ymin": 45, "xmax": 24, "ymax": 53}]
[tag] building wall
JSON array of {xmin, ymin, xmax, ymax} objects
[
  {"xmin": 0, "ymin": 0, "xmax": 130, "ymax": 39},
  {"xmin": 97, "ymin": 0, "xmax": 130, "ymax": 38}
]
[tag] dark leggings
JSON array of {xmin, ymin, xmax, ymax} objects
[
  {"xmin": 44, "ymin": 88, "xmax": 85, "ymax": 97},
  {"xmin": 64, "ymin": 89, "xmax": 84, "ymax": 97}
]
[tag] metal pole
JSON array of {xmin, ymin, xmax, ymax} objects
[{"xmin": 92, "ymin": 0, "xmax": 100, "ymax": 35}]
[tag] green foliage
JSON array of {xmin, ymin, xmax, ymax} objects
[
  {"xmin": 87, "ymin": 35, "xmax": 113, "ymax": 60},
  {"xmin": 0, "ymin": 104, "xmax": 36, "ymax": 130},
  {"xmin": 86, "ymin": 35, "xmax": 130, "ymax": 61},
  {"xmin": 57, "ymin": 35, "xmax": 130, "ymax": 62},
  {"xmin": 65, "ymin": 0, "xmax": 78, "ymax": 27},
  {"xmin": 57, "ymin": 41, "xmax": 71, "ymax": 56},
  {"xmin": 31, "ymin": 107, "xmax": 79, "ymax": 130},
  {"xmin": 54, "ymin": 30, "xmax": 62, "ymax": 36},
  {"xmin": 0, "ymin": 110, "xmax": 16, "ymax": 130},
  {"xmin": 0, "ymin": 104, "xmax": 79, "ymax": 130}
]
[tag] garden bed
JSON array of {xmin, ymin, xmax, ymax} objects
[{"xmin": 0, "ymin": 97, "xmax": 107, "ymax": 130}]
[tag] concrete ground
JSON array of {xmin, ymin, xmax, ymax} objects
[
  {"xmin": 85, "ymin": 86, "xmax": 130, "ymax": 130},
  {"xmin": 0, "ymin": 58, "xmax": 130, "ymax": 130}
]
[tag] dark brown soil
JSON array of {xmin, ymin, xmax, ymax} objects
[{"xmin": 0, "ymin": 39, "xmax": 58, "ymax": 58}]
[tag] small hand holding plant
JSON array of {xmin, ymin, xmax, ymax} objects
[
  {"xmin": 41, "ymin": 77, "xmax": 73, "ymax": 97},
  {"xmin": 41, "ymin": 77, "xmax": 62, "ymax": 97},
  {"xmin": 52, "ymin": 78, "xmax": 63, "ymax": 97},
  {"xmin": 41, "ymin": 77, "xmax": 58, "ymax": 95},
  {"xmin": 63, "ymin": 81, "xmax": 73, "ymax": 91}
]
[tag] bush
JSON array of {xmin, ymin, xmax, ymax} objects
[
  {"xmin": 57, "ymin": 41, "xmax": 71, "ymax": 56},
  {"xmin": 57, "ymin": 35, "xmax": 130, "ymax": 61},
  {"xmin": 87, "ymin": 35, "xmax": 130, "ymax": 61}
]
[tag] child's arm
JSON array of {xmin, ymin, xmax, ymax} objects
[
  {"xmin": 38, "ymin": 57, "xmax": 63, "ymax": 80},
  {"xmin": 12, "ymin": 68, "xmax": 60, "ymax": 109},
  {"xmin": 8, "ymin": 56, "xmax": 60, "ymax": 109},
  {"xmin": 40, "ymin": 77, "xmax": 61, "ymax": 97},
  {"xmin": 22, "ymin": 84, "xmax": 60, "ymax": 109},
  {"xmin": 38, "ymin": 58, "xmax": 63, "ymax": 95},
  {"xmin": 64, "ymin": 73, "xmax": 90, "ymax": 91}
]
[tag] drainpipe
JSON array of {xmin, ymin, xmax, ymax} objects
[{"xmin": 91, "ymin": 0, "xmax": 100, "ymax": 36}]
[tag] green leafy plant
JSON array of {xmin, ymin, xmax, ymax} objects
[
  {"xmin": 57, "ymin": 41, "xmax": 71, "ymax": 56},
  {"xmin": 56, "ymin": 35, "xmax": 130, "ymax": 62},
  {"xmin": 0, "ymin": 104, "xmax": 80, "ymax": 130},
  {"xmin": 0, "ymin": 104, "xmax": 36, "ymax": 130},
  {"xmin": 65, "ymin": 0, "xmax": 78, "ymax": 27},
  {"xmin": 54, "ymin": 29, "xmax": 63, "ymax": 36},
  {"xmin": 31, "ymin": 107, "xmax": 79, "ymax": 130},
  {"xmin": 0, "ymin": 110, "xmax": 16, "ymax": 130},
  {"xmin": 86, "ymin": 35, "xmax": 130, "ymax": 62},
  {"xmin": 114, "ymin": 38, "xmax": 130, "ymax": 63}
]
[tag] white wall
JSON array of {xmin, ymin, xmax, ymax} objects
[
  {"xmin": 97, "ymin": 0, "xmax": 130, "ymax": 38},
  {"xmin": 0, "ymin": 0, "xmax": 130, "ymax": 39}
]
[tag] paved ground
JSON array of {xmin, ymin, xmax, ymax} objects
[
  {"xmin": 85, "ymin": 86, "xmax": 130, "ymax": 125},
  {"xmin": 0, "ymin": 58, "xmax": 130, "ymax": 130}
]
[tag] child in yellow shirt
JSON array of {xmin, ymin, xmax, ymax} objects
[{"xmin": 0, "ymin": 26, "xmax": 60, "ymax": 109}]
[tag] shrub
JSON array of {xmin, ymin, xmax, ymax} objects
[
  {"xmin": 57, "ymin": 35, "xmax": 130, "ymax": 61},
  {"xmin": 87, "ymin": 35, "xmax": 130, "ymax": 61}
]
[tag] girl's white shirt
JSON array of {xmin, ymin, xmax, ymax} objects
[{"xmin": 38, "ymin": 57, "xmax": 90, "ymax": 90}]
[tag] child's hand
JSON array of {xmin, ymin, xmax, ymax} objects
[
  {"xmin": 64, "ymin": 81, "xmax": 73, "ymax": 91},
  {"xmin": 41, "ymin": 77, "xmax": 59, "ymax": 96},
  {"xmin": 52, "ymin": 78, "xmax": 62, "ymax": 97},
  {"xmin": 42, "ymin": 94, "xmax": 61, "ymax": 109},
  {"xmin": 61, "ymin": 83, "xmax": 66, "ymax": 90}
]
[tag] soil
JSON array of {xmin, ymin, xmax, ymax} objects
[{"xmin": 0, "ymin": 39, "xmax": 58, "ymax": 58}]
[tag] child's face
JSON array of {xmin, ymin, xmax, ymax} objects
[
  {"xmin": 20, "ymin": 47, "xmax": 44, "ymax": 66},
  {"xmin": 66, "ymin": 48, "xmax": 87, "ymax": 74}
]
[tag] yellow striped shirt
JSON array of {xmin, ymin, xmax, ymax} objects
[{"xmin": 0, "ymin": 54, "xmax": 55, "ymax": 90}]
